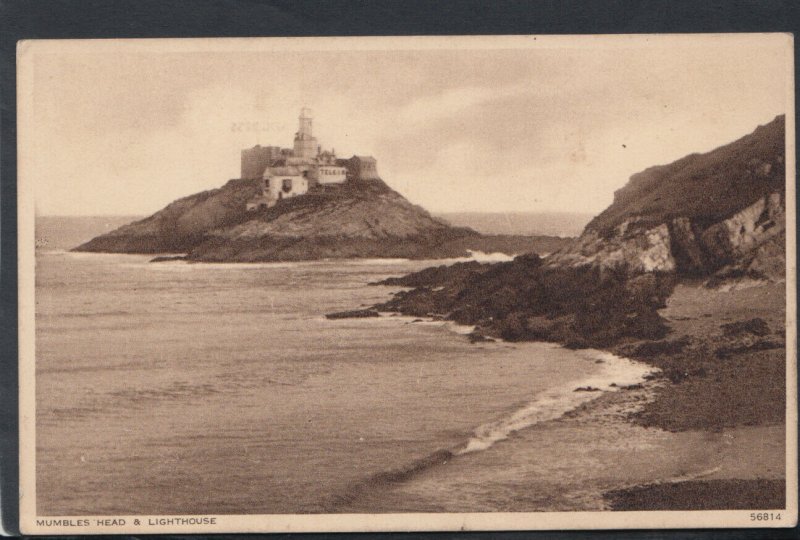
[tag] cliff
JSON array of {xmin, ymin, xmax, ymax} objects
[
  {"xmin": 360, "ymin": 115, "xmax": 787, "ymax": 348},
  {"xmin": 588, "ymin": 116, "xmax": 785, "ymax": 234},
  {"xmin": 549, "ymin": 115, "xmax": 786, "ymax": 281},
  {"xmin": 75, "ymin": 178, "xmax": 572, "ymax": 261}
]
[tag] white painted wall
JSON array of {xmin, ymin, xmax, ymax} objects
[
  {"xmin": 316, "ymin": 166, "xmax": 347, "ymax": 184},
  {"xmin": 266, "ymin": 175, "xmax": 308, "ymax": 201}
]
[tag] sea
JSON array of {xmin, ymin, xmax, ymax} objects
[
  {"xmin": 436, "ymin": 211, "xmax": 593, "ymax": 237},
  {"xmin": 34, "ymin": 216, "xmax": 653, "ymax": 516}
]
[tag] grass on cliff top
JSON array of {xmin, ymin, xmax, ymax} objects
[{"xmin": 587, "ymin": 115, "xmax": 785, "ymax": 236}]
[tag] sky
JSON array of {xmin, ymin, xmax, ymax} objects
[{"xmin": 21, "ymin": 35, "xmax": 791, "ymax": 216}]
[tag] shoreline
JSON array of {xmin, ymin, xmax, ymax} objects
[
  {"xmin": 452, "ymin": 346, "xmax": 655, "ymax": 456},
  {"xmin": 334, "ymin": 303, "xmax": 784, "ymax": 511},
  {"xmin": 45, "ymin": 246, "xmax": 791, "ymax": 511},
  {"xmin": 600, "ymin": 281, "xmax": 787, "ymax": 509},
  {"xmin": 344, "ymin": 274, "xmax": 787, "ymax": 511},
  {"xmin": 559, "ymin": 375, "xmax": 785, "ymax": 511}
]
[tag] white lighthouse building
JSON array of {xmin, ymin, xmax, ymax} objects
[{"xmin": 243, "ymin": 108, "xmax": 377, "ymax": 210}]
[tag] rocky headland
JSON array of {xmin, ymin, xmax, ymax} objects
[
  {"xmin": 335, "ymin": 115, "xmax": 788, "ymax": 510},
  {"xmin": 74, "ymin": 178, "xmax": 571, "ymax": 261}
]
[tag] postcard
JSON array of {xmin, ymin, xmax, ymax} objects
[{"xmin": 17, "ymin": 34, "xmax": 796, "ymax": 533}]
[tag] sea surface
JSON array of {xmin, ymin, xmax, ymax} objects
[
  {"xmin": 35, "ymin": 216, "xmax": 652, "ymax": 515},
  {"xmin": 436, "ymin": 211, "xmax": 593, "ymax": 237}
]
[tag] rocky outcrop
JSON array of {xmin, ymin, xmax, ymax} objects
[
  {"xmin": 548, "ymin": 116, "xmax": 786, "ymax": 283},
  {"xmin": 325, "ymin": 309, "xmax": 379, "ymax": 319},
  {"xmin": 76, "ymin": 179, "xmax": 261, "ymax": 253},
  {"xmin": 549, "ymin": 192, "xmax": 785, "ymax": 281},
  {"xmin": 586, "ymin": 115, "xmax": 785, "ymax": 234},
  {"xmin": 355, "ymin": 115, "xmax": 787, "ymax": 349},
  {"xmin": 699, "ymin": 192, "xmax": 784, "ymax": 268},
  {"xmin": 372, "ymin": 255, "xmax": 675, "ymax": 348},
  {"xmin": 548, "ymin": 221, "xmax": 676, "ymax": 274},
  {"xmin": 182, "ymin": 179, "xmax": 482, "ymax": 261},
  {"xmin": 75, "ymin": 178, "xmax": 571, "ymax": 261}
]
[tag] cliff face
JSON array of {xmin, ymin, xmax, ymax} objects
[
  {"xmin": 587, "ymin": 115, "xmax": 785, "ymax": 234},
  {"xmin": 75, "ymin": 179, "xmax": 262, "ymax": 254},
  {"xmin": 77, "ymin": 178, "xmax": 569, "ymax": 261},
  {"xmin": 548, "ymin": 115, "xmax": 786, "ymax": 282},
  {"xmin": 360, "ymin": 115, "xmax": 787, "ymax": 349}
]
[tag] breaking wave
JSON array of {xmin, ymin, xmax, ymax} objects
[
  {"xmin": 454, "ymin": 351, "xmax": 653, "ymax": 455},
  {"xmin": 436, "ymin": 250, "xmax": 516, "ymax": 264},
  {"xmin": 330, "ymin": 350, "xmax": 655, "ymax": 509}
]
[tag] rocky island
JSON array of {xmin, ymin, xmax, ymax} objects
[
  {"xmin": 75, "ymin": 108, "xmax": 570, "ymax": 261},
  {"xmin": 338, "ymin": 114, "xmax": 788, "ymax": 510}
]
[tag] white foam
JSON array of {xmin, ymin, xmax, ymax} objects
[
  {"xmin": 432, "ymin": 250, "xmax": 516, "ymax": 265},
  {"xmin": 714, "ymin": 277, "xmax": 780, "ymax": 292},
  {"xmin": 443, "ymin": 321, "xmax": 477, "ymax": 335},
  {"xmin": 465, "ymin": 250, "xmax": 516, "ymax": 263},
  {"xmin": 454, "ymin": 352, "xmax": 656, "ymax": 455},
  {"xmin": 60, "ymin": 249, "xmax": 514, "ymax": 271}
]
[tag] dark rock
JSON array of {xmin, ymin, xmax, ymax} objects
[
  {"xmin": 345, "ymin": 116, "xmax": 785, "ymax": 361},
  {"xmin": 373, "ymin": 261, "xmax": 487, "ymax": 287},
  {"xmin": 325, "ymin": 309, "xmax": 379, "ymax": 320},
  {"xmin": 374, "ymin": 256, "xmax": 675, "ymax": 349},
  {"xmin": 574, "ymin": 386, "xmax": 601, "ymax": 392},
  {"xmin": 714, "ymin": 338, "xmax": 785, "ymax": 359},
  {"xmin": 632, "ymin": 336, "xmax": 691, "ymax": 357},
  {"xmin": 150, "ymin": 255, "xmax": 188, "ymax": 263},
  {"xmin": 74, "ymin": 176, "xmax": 572, "ymax": 262},
  {"xmin": 721, "ymin": 318, "xmax": 771, "ymax": 337},
  {"xmin": 606, "ymin": 479, "xmax": 786, "ymax": 511},
  {"xmin": 664, "ymin": 368, "xmax": 691, "ymax": 384}
]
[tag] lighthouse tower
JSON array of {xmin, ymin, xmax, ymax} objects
[{"xmin": 292, "ymin": 107, "xmax": 318, "ymax": 160}]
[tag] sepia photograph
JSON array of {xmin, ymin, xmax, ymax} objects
[{"xmin": 17, "ymin": 34, "xmax": 796, "ymax": 533}]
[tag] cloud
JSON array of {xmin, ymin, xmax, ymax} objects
[
  {"xmin": 397, "ymin": 84, "xmax": 531, "ymax": 126},
  {"xmin": 26, "ymin": 38, "xmax": 789, "ymax": 216}
]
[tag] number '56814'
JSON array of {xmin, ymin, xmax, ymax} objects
[{"xmin": 750, "ymin": 512, "xmax": 781, "ymax": 521}]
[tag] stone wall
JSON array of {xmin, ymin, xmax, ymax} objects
[{"xmin": 241, "ymin": 145, "xmax": 282, "ymax": 179}]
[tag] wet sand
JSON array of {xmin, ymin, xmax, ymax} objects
[
  {"xmin": 602, "ymin": 280, "xmax": 787, "ymax": 510},
  {"xmin": 361, "ymin": 274, "xmax": 789, "ymax": 512},
  {"xmin": 345, "ymin": 275, "xmax": 788, "ymax": 512}
]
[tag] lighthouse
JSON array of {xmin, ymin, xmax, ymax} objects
[
  {"xmin": 242, "ymin": 107, "xmax": 378, "ymax": 210},
  {"xmin": 293, "ymin": 107, "xmax": 318, "ymax": 160}
]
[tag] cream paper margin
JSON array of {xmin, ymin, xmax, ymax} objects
[{"xmin": 16, "ymin": 33, "xmax": 797, "ymax": 534}]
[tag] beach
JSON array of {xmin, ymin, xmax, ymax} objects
[
  {"xmin": 34, "ymin": 216, "xmax": 787, "ymax": 514},
  {"xmin": 605, "ymin": 280, "xmax": 787, "ymax": 509}
]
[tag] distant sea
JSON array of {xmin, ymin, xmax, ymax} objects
[
  {"xmin": 436, "ymin": 211, "xmax": 593, "ymax": 237},
  {"xmin": 35, "ymin": 216, "xmax": 650, "ymax": 515}
]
